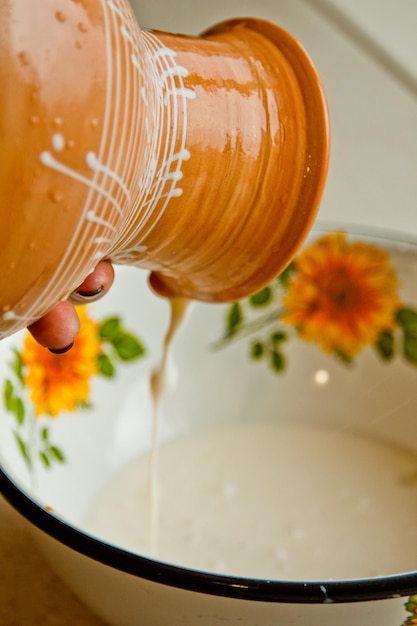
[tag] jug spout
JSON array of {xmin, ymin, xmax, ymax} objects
[
  {"xmin": 0, "ymin": 1, "xmax": 329, "ymax": 338},
  {"xmin": 141, "ymin": 19, "xmax": 330, "ymax": 302}
]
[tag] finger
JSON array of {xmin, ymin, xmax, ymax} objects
[
  {"xmin": 69, "ymin": 260, "xmax": 115, "ymax": 304},
  {"xmin": 28, "ymin": 300, "xmax": 80, "ymax": 352}
]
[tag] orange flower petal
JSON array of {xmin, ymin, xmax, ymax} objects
[
  {"xmin": 282, "ymin": 233, "xmax": 401, "ymax": 357},
  {"xmin": 22, "ymin": 307, "xmax": 102, "ymax": 417}
]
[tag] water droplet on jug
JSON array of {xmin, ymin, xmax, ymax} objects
[
  {"xmin": 48, "ymin": 186, "xmax": 63, "ymax": 203},
  {"xmin": 55, "ymin": 11, "xmax": 66, "ymax": 23},
  {"xmin": 52, "ymin": 133, "xmax": 65, "ymax": 152},
  {"xmin": 78, "ymin": 22, "xmax": 88, "ymax": 33},
  {"xmin": 18, "ymin": 51, "xmax": 29, "ymax": 66},
  {"xmin": 31, "ymin": 88, "xmax": 39, "ymax": 104}
]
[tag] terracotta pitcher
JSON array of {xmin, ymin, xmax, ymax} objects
[{"xmin": 0, "ymin": 0, "xmax": 330, "ymax": 339}]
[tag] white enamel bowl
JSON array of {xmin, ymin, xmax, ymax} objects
[{"xmin": 1, "ymin": 226, "xmax": 417, "ymax": 626}]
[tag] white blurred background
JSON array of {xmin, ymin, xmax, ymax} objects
[{"xmin": 131, "ymin": 0, "xmax": 417, "ymax": 237}]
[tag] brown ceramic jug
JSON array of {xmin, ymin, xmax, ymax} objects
[{"xmin": 0, "ymin": 0, "xmax": 330, "ymax": 339}]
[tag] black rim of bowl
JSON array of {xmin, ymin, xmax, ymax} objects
[
  {"xmin": 1, "ymin": 223, "xmax": 417, "ymax": 605},
  {"xmin": 2, "ymin": 465, "xmax": 417, "ymax": 604}
]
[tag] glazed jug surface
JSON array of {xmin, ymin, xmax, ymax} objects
[{"xmin": 0, "ymin": 0, "xmax": 329, "ymax": 338}]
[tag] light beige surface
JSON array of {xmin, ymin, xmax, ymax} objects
[
  {"xmin": 322, "ymin": 0, "xmax": 417, "ymax": 83},
  {"xmin": 0, "ymin": 496, "xmax": 104, "ymax": 626}
]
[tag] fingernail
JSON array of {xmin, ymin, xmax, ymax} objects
[
  {"xmin": 70, "ymin": 286, "xmax": 103, "ymax": 304},
  {"xmin": 76, "ymin": 286, "xmax": 104, "ymax": 299},
  {"xmin": 48, "ymin": 342, "xmax": 74, "ymax": 355}
]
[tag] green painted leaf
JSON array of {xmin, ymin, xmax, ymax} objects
[
  {"xmin": 49, "ymin": 445, "xmax": 65, "ymax": 463},
  {"xmin": 100, "ymin": 317, "xmax": 145, "ymax": 361},
  {"xmin": 13, "ymin": 432, "xmax": 31, "ymax": 466},
  {"xmin": 78, "ymin": 401, "xmax": 92, "ymax": 410},
  {"xmin": 40, "ymin": 426, "xmax": 49, "ymax": 441},
  {"xmin": 4, "ymin": 379, "xmax": 14, "ymax": 410},
  {"xmin": 250, "ymin": 341, "xmax": 264, "ymax": 359},
  {"xmin": 249, "ymin": 286, "xmax": 272, "ymax": 307},
  {"xmin": 113, "ymin": 333, "xmax": 145, "ymax": 361},
  {"xmin": 404, "ymin": 333, "xmax": 417, "ymax": 366},
  {"xmin": 4, "ymin": 381, "xmax": 25, "ymax": 425},
  {"xmin": 12, "ymin": 349, "xmax": 25, "ymax": 383},
  {"xmin": 227, "ymin": 303, "xmax": 243, "ymax": 335},
  {"xmin": 14, "ymin": 398, "xmax": 25, "ymax": 425},
  {"xmin": 99, "ymin": 317, "xmax": 121, "ymax": 340},
  {"xmin": 271, "ymin": 330, "xmax": 287, "ymax": 345},
  {"xmin": 39, "ymin": 451, "xmax": 51, "ymax": 468},
  {"xmin": 277, "ymin": 262, "xmax": 295, "ymax": 288},
  {"xmin": 334, "ymin": 349, "xmax": 353, "ymax": 366},
  {"xmin": 375, "ymin": 330, "xmax": 395, "ymax": 360},
  {"xmin": 405, "ymin": 594, "xmax": 417, "ymax": 613},
  {"xmin": 396, "ymin": 308, "xmax": 417, "ymax": 335},
  {"xmin": 270, "ymin": 350, "xmax": 285, "ymax": 372},
  {"xmin": 98, "ymin": 353, "xmax": 115, "ymax": 377}
]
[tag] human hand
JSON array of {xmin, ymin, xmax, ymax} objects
[{"xmin": 28, "ymin": 261, "xmax": 115, "ymax": 353}]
